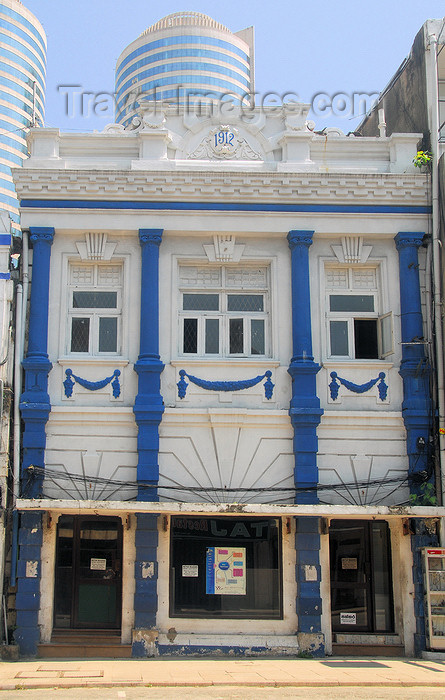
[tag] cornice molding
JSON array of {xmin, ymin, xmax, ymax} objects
[{"xmin": 13, "ymin": 170, "xmax": 428, "ymax": 206}]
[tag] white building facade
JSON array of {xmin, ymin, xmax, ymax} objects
[{"xmin": 11, "ymin": 100, "xmax": 444, "ymax": 658}]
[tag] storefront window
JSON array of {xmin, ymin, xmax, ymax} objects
[{"xmin": 170, "ymin": 516, "xmax": 282, "ymax": 619}]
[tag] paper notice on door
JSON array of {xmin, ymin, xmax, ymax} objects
[
  {"xmin": 182, "ymin": 564, "xmax": 199, "ymax": 577},
  {"xmin": 340, "ymin": 612, "xmax": 357, "ymax": 625},
  {"xmin": 90, "ymin": 558, "xmax": 107, "ymax": 570},
  {"xmin": 341, "ymin": 557, "xmax": 358, "ymax": 570}
]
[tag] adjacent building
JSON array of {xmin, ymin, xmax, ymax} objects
[{"xmin": 115, "ymin": 12, "xmax": 254, "ymax": 126}]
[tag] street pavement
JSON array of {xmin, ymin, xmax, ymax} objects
[{"xmin": 0, "ymin": 656, "xmax": 444, "ymax": 692}]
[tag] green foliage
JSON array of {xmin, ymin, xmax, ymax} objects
[
  {"xmin": 409, "ymin": 481, "xmax": 437, "ymax": 506},
  {"xmin": 413, "ymin": 150, "xmax": 433, "ymax": 169}
]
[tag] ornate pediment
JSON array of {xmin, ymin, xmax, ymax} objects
[{"xmin": 188, "ymin": 125, "xmax": 262, "ymax": 161}]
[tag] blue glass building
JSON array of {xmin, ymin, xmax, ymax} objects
[
  {"xmin": 115, "ymin": 11, "xmax": 254, "ymax": 126},
  {"xmin": 0, "ymin": 0, "xmax": 46, "ymax": 237}
]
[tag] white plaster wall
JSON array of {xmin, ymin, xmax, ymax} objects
[
  {"xmin": 318, "ymin": 412, "xmax": 408, "ymax": 506},
  {"xmin": 122, "ymin": 516, "xmax": 136, "ymax": 643},
  {"xmin": 389, "ymin": 519, "xmax": 416, "ymax": 657},
  {"xmin": 39, "ymin": 512, "xmax": 58, "ymax": 642},
  {"xmin": 43, "ymin": 407, "xmax": 138, "ymax": 500},
  {"xmin": 156, "ymin": 515, "xmax": 297, "ymax": 635},
  {"xmin": 159, "ymin": 408, "xmax": 294, "ymax": 503}
]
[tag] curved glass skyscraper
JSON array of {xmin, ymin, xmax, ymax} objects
[
  {"xmin": 0, "ymin": 0, "xmax": 46, "ymax": 235},
  {"xmin": 115, "ymin": 11, "xmax": 254, "ymax": 126}
]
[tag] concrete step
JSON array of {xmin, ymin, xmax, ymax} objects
[
  {"xmin": 38, "ymin": 629, "xmax": 132, "ymax": 658},
  {"xmin": 332, "ymin": 642, "xmax": 405, "ymax": 657},
  {"xmin": 37, "ymin": 642, "xmax": 132, "ymax": 658}
]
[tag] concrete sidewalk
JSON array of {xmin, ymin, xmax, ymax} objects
[{"xmin": 0, "ymin": 656, "xmax": 444, "ymax": 691}]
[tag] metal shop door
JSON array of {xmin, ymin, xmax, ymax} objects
[
  {"xmin": 329, "ymin": 520, "xmax": 394, "ymax": 633},
  {"xmin": 54, "ymin": 515, "xmax": 123, "ymax": 629}
]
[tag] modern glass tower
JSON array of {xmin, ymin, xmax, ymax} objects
[
  {"xmin": 115, "ymin": 11, "xmax": 254, "ymax": 126},
  {"xmin": 0, "ymin": 0, "xmax": 46, "ymax": 236}
]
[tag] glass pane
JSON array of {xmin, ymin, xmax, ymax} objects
[
  {"xmin": 330, "ymin": 295, "xmax": 374, "ymax": 312},
  {"xmin": 183, "ymin": 294, "xmax": 219, "ymax": 311},
  {"xmin": 251, "ymin": 319, "xmax": 265, "ymax": 355},
  {"xmin": 71, "ymin": 317, "xmax": 90, "ymax": 352},
  {"xmin": 329, "ymin": 521, "xmax": 368, "ymax": 630},
  {"xmin": 99, "ymin": 317, "xmax": 117, "ymax": 352},
  {"xmin": 73, "ymin": 291, "xmax": 117, "ymax": 308},
  {"xmin": 170, "ymin": 517, "xmax": 281, "ymax": 619},
  {"xmin": 230, "ymin": 318, "xmax": 244, "ymax": 354},
  {"xmin": 371, "ymin": 522, "xmax": 393, "ymax": 631},
  {"xmin": 380, "ymin": 313, "xmax": 393, "ymax": 356},
  {"xmin": 354, "ymin": 319, "xmax": 378, "ymax": 359},
  {"xmin": 183, "ymin": 318, "xmax": 198, "ymax": 353},
  {"xmin": 330, "ymin": 321, "xmax": 348, "ymax": 355},
  {"xmin": 228, "ymin": 294, "xmax": 264, "ymax": 312},
  {"xmin": 205, "ymin": 318, "xmax": 219, "ymax": 354}
]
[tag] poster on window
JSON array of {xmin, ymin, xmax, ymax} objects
[{"xmin": 206, "ymin": 547, "xmax": 246, "ymax": 595}]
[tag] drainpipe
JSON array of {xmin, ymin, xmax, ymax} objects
[
  {"xmin": 10, "ymin": 282, "xmax": 22, "ymax": 585},
  {"xmin": 427, "ymin": 33, "xmax": 445, "ymax": 543}
]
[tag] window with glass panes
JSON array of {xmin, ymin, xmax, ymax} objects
[
  {"xmin": 179, "ymin": 265, "xmax": 269, "ymax": 358},
  {"xmin": 325, "ymin": 265, "xmax": 393, "ymax": 360},
  {"xmin": 68, "ymin": 263, "xmax": 122, "ymax": 355}
]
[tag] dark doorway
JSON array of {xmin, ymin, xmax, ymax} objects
[
  {"xmin": 329, "ymin": 520, "xmax": 394, "ymax": 633},
  {"xmin": 54, "ymin": 515, "xmax": 123, "ymax": 629}
]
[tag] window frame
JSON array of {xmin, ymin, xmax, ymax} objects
[
  {"xmin": 324, "ymin": 263, "xmax": 393, "ymax": 361},
  {"xmin": 178, "ymin": 264, "xmax": 270, "ymax": 360},
  {"xmin": 67, "ymin": 262, "xmax": 123, "ymax": 357}
]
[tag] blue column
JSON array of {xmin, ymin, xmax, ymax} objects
[
  {"xmin": 133, "ymin": 229, "xmax": 164, "ymax": 501},
  {"xmin": 132, "ymin": 513, "xmax": 159, "ymax": 657},
  {"xmin": 287, "ymin": 230, "xmax": 323, "ymax": 505},
  {"xmin": 14, "ymin": 511, "xmax": 43, "ymax": 655},
  {"xmin": 20, "ymin": 227, "xmax": 54, "ymax": 498},
  {"xmin": 295, "ymin": 517, "xmax": 324, "ymax": 656},
  {"xmin": 395, "ymin": 231, "xmax": 436, "ymax": 656},
  {"xmin": 394, "ymin": 232, "xmax": 431, "ymax": 495}
]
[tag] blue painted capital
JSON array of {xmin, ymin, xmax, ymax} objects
[
  {"xmin": 287, "ymin": 230, "xmax": 315, "ymax": 250},
  {"xmin": 29, "ymin": 227, "xmax": 55, "ymax": 245},
  {"xmin": 139, "ymin": 229, "xmax": 163, "ymax": 247},
  {"xmin": 394, "ymin": 231, "xmax": 424, "ymax": 251}
]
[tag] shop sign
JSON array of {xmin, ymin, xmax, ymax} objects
[{"xmin": 206, "ymin": 547, "xmax": 246, "ymax": 595}]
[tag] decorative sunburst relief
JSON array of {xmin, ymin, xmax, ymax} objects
[
  {"xmin": 42, "ymin": 448, "xmax": 138, "ymax": 501},
  {"xmin": 317, "ymin": 455, "xmax": 409, "ymax": 506},
  {"xmin": 158, "ymin": 409, "xmax": 295, "ymax": 504}
]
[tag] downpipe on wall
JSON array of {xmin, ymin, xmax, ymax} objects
[{"xmin": 427, "ymin": 33, "xmax": 445, "ymax": 544}]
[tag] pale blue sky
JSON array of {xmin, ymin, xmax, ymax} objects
[{"xmin": 20, "ymin": 0, "xmax": 445, "ymax": 133}]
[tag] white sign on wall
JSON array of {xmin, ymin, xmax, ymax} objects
[{"xmin": 182, "ymin": 565, "xmax": 199, "ymax": 577}]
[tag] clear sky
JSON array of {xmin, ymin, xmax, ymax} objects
[{"xmin": 19, "ymin": 0, "xmax": 445, "ymax": 133}]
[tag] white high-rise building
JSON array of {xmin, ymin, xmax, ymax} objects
[
  {"xmin": 0, "ymin": 0, "xmax": 46, "ymax": 235},
  {"xmin": 115, "ymin": 11, "xmax": 254, "ymax": 126}
]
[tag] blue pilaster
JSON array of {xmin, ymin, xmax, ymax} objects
[
  {"xmin": 133, "ymin": 229, "xmax": 164, "ymax": 501},
  {"xmin": 20, "ymin": 227, "xmax": 54, "ymax": 498},
  {"xmin": 287, "ymin": 231, "xmax": 323, "ymax": 504},
  {"xmin": 295, "ymin": 517, "xmax": 324, "ymax": 656},
  {"xmin": 132, "ymin": 513, "xmax": 159, "ymax": 657},
  {"xmin": 14, "ymin": 511, "xmax": 43, "ymax": 656},
  {"xmin": 395, "ymin": 231, "xmax": 435, "ymax": 656},
  {"xmin": 394, "ymin": 232, "xmax": 431, "ymax": 496}
]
